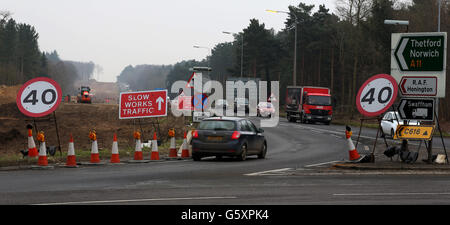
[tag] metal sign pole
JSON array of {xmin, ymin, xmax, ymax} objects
[{"xmin": 52, "ymin": 111, "xmax": 62, "ymax": 157}]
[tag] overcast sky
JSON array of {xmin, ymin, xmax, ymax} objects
[{"xmin": 2, "ymin": 0, "xmax": 337, "ymax": 82}]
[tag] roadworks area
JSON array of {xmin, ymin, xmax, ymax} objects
[{"xmin": 0, "ymin": 85, "xmax": 188, "ymax": 168}]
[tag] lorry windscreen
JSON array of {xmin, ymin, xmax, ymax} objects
[{"xmin": 307, "ymin": 96, "xmax": 331, "ymax": 106}]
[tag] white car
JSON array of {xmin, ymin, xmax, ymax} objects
[{"xmin": 380, "ymin": 111, "xmax": 420, "ymax": 137}]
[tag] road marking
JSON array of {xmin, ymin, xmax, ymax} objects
[
  {"xmin": 333, "ymin": 192, "xmax": 450, "ymax": 197},
  {"xmin": 244, "ymin": 168, "xmax": 293, "ymax": 176},
  {"xmin": 32, "ymin": 196, "xmax": 237, "ymax": 205},
  {"xmin": 304, "ymin": 161, "xmax": 343, "ymax": 168}
]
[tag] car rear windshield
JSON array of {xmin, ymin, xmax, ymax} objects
[{"xmin": 198, "ymin": 120, "xmax": 236, "ymax": 131}]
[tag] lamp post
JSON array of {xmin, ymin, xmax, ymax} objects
[
  {"xmin": 267, "ymin": 9, "xmax": 298, "ymax": 86},
  {"xmin": 193, "ymin": 45, "xmax": 212, "ymax": 70},
  {"xmin": 223, "ymin": 31, "xmax": 244, "ymax": 78}
]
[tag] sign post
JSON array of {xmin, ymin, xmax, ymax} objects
[
  {"xmin": 391, "ymin": 32, "xmax": 448, "ymax": 163},
  {"xmin": 355, "ymin": 74, "xmax": 399, "ymax": 162},
  {"xmin": 17, "ymin": 77, "xmax": 63, "ymax": 157}
]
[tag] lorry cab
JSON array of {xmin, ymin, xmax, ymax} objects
[
  {"xmin": 285, "ymin": 86, "xmax": 333, "ymax": 125},
  {"xmin": 301, "ymin": 92, "xmax": 332, "ymax": 124}
]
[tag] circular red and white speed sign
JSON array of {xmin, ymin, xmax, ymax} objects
[
  {"xmin": 356, "ymin": 74, "xmax": 398, "ymax": 117},
  {"xmin": 16, "ymin": 77, "xmax": 62, "ymax": 117}
]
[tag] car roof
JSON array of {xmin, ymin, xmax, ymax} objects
[{"xmin": 202, "ymin": 116, "xmax": 245, "ymax": 122}]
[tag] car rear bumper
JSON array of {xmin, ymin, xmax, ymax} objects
[{"xmin": 192, "ymin": 139, "xmax": 243, "ymax": 156}]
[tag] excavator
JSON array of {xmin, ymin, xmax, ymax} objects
[{"xmin": 77, "ymin": 86, "xmax": 92, "ymax": 103}]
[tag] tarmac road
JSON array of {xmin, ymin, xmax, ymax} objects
[{"xmin": 1, "ymin": 117, "xmax": 450, "ymax": 205}]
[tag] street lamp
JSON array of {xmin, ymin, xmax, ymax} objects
[
  {"xmin": 267, "ymin": 9, "xmax": 298, "ymax": 86},
  {"xmin": 193, "ymin": 45, "xmax": 212, "ymax": 69},
  {"xmin": 223, "ymin": 31, "xmax": 244, "ymax": 78},
  {"xmin": 384, "ymin": 19, "xmax": 409, "ymax": 32}
]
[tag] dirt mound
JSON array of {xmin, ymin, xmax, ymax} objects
[{"xmin": 0, "ymin": 85, "xmax": 21, "ymax": 105}]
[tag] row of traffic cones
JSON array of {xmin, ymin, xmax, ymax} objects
[{"xmin": 26, "ymin": 125, "xmax": 191, "ymax": 167}]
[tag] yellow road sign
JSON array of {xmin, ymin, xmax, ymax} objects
[{"xmin": 394, "ymin": 125, "xmax": 435, "ymax": 140}]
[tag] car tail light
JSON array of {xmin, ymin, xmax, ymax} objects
[
  {"xmin": 192, "ymin": 130, "xmax": 199, "ymax": 138},
  {"xmin": 231, "ymin": 131, "xmax": 240, "ymax": 140}
]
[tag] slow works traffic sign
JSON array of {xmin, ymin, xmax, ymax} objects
[
  {"xmin": 119, "ymin": 90, "xmax": 167, "ymax": 119},
  {"xmin": 397, "ymin": 98, "xmax": 434, "ymax": 121}
]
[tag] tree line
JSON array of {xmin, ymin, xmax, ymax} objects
[
  {"xmin": 0, "ymin": 11, "xmax": 97, "ymax": 94},
  {"xmin": 159, "ymin": 0, "xmax": 450, "ymax": 120}
]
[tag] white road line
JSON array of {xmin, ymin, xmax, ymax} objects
[
  {"xmin": 244, "ymin": 168, "xmax": 293, "ymax": 176},
  {"xmin": 333, "ymin": 192, "xmax": 450, "ymax": 197},
  {"xmin": 304, "ymin": 161, "xmax": 343, "ymax": 168},
  {"xmin": 32, "ymin": 196, "xmax": 237, "ymax": 205}
]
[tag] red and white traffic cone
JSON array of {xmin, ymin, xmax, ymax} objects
[
  {"xmin": 168, "ymin": 129, "xmax": 177, "ymax": 159},
  {"xmin": 37, "ymin": 131, "xmax": 48, "ymax": 166},
  {"xmin": 346, "ymin": 126, "xmax": 362, "ymax": 161},
  {"xmin": 181, "ymin": 131, "xmax": 190, "ymax": 158},
  {"xmin": 133, "ymin": 131, "xmax": 143, "ymax": 160},
  {"xmin": 150, "ymin": 132, "xmax": 160, "ymax": 160},
  {"xmin": 110, "ymin": 133, "xmax": 120, "ymax": 163},
  {"xmin": 27, "ymin": 125, "xmax": 38, "ymax": 158},
  {"xmin": 89, "ymin": 130, "xmax": 100, "ymax": 163},
  {"xmin": 66, "ymin": 134, "xmax": 77, "ymax": 167}
]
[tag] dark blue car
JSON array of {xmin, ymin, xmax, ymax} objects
[{"xmin": 191, "ymin": 117, "xmax": 267, "ymax": 161}]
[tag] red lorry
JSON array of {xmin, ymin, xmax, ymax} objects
[{"xmin": 285, "ymin": 86, "xmax": 332, "ymax": 125}]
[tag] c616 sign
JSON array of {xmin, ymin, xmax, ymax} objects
[
  {"xmin": 16, "ymin": 77, "xmax": 62, "ymax": 118},
  {"xmin": 356, "ymin": 74, "xmax": 398, "ymax": 117}
]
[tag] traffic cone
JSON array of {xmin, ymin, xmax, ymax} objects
[
  {"xmin": 345, "ymin": 126, "xmax": 361, "ymax": 161},
  {"xmin": 37, "ymin": 131, "xmax": 48, "ymax": 166},
  {"xmin": 133, "ymin": 131, "xmax": 143, "ymax": 160},
  {"xmin": 181, "ymin": 131, "xmax": 190, "ymax": 158},
  {"xmin": 89, "ymin": 130, "xmax": 100, "ymax": 163},
  {"xmin": 150, "ymin": 132, "xmax": 160, "ymax": 160},
  {"xmin": 26, "ymin": 124, "xmax": 38, "ymax": 157},
  {"xmin": 66, "ymin": 134, "xmax": 77, "ymax": 167},
  {"xmin": 110, "ymin": 133, "xmax": 120, "ymax": 163},
  {"xmin": 168, "ymin": 129, "xmax": 177, "ymax": 158}
]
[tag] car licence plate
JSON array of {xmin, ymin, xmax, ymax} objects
[{"xmin": 207, "ymin": 136, "xmax": 223, "ymax": 141}]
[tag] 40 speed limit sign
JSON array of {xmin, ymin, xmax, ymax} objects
[
  {"xmin": 16, "ymin": 77, "xmax": 62, "ymax": 117},
  {"xmin": 356, "ymin": 74, "xmax": 398, "ymax": 117}
]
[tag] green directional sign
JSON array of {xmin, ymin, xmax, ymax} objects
[{"xmin": 394, "ymin": 35, "xmax": 445, "ymax": 71}]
